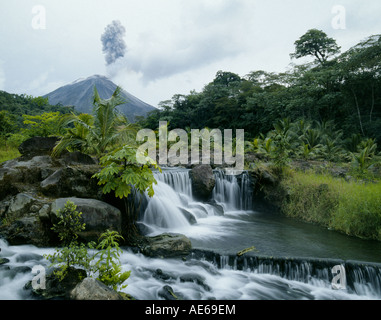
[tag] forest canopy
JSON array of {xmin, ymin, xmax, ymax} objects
[{"xmin": 138, "ymin": 30, "xmax": 381, "ymax": 144}]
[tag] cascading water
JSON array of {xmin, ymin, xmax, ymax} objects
[
  {"xmin": 136, "ymin": 168, "xmax": 253, "ymax": 238},
  {"xmin": 1, "ymin": 167, "xmax": 381, "ymax": 300},
  {"xmin": 213, "ymin": 170, "xmax": 253, "ymax": 211}
]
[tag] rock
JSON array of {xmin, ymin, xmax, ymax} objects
[
  {"xmin": 190, "ymin": 165, "xmax": 216, "ymax": 201},
  {"xmin": 4, "ymin": 266, "xmax": 32, "ymax": 279},
  {"xmin": 0, "ymin": 200, "xmax": 10, "ymax": 220},
  {"xmin": 0, "ymin": 258, "xmax": 9, "ymax": 265},
  {"xmin": 153, "ymin": 268, "xmax": 176, "ymax": 282},
  {"xmin": 40, "ymin": 167, "xmax": 100, "ymax": 198},
  {"xmin": 70, "ymin": 278, "xmax": 123, "ymax": 300},
  {"xmin": 15, "ymin": 253, "xmax": 43, "ymax": 263},
  {"xmin": 179, "ymin": 208, "xmax": 197, "ymax": 225},
  {"xmin": 28, "ymin": 267, "xmax": 87, "ymax": 300},
  {"xmin": 7, "ymin": 193, "xmax": 36, "ymax": 218},
  {"xmin": 259, "ymin": 169, "xmax": 277, "ymax": 185},
  {"xmin": 140, "ymin": 233, "xmax": 192, "ymax": 258},
  {"xmin": 0, "ymin": 168, "xmax": 20, "ymax": 200},
  {"xmin": 184, "ymin": 260, "xmax": 221, "ymax": 276},
  {"xmin": 158, "ymin": 285, "xmax": 181, "ymax": 300},
  {"xmin": 60, "ymin": 151, "xmax": 97, "ymax": 166},
  {"xmin": 179, "ymin": 273, "xmax": 211, "ymax": 291},
  {"xmin": 38, "ymin": 204, "xmax": 51, "ymax": 222},
  {"xmin": 4, "ymin": 216, "xmax": 51, "ymax": 247},
  {"xmin": 40, "ymin": 168, "xmax": 72, "ymax": 196},
  {"xmin": 206, "ymin": 200, "xmax": 224, "ymax": 216},
  {"xmin": 0, "ymin": 156, "xmax": 54, "ymax": 200},
  {"xmin": 18, "ymin": 136, "xmax": 59, "ymax": 157},
  {"xmin": 51, "ymin": 198, "xmax": 122, "ymax": 242}
]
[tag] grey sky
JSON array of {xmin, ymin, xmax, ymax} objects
[{"xmin": 0, "ymin": 0, "xmax": 380, "ymax": 107}]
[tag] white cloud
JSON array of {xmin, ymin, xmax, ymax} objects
[
  {"xmin": 26, "ymin": 69, "xmax": 67, "ymax": 97},
  {"xmin": 107, "ymin": 0, "xmax": 255, "ymax": 83}
]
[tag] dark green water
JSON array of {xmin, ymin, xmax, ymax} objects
[{"xmin": 191, "ymin": 209, "xmax": 381, "ymax": 264}]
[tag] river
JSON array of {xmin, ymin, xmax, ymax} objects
[{"xmin": 1, "ymin": 168, "xmax": 381, "ymax": 300}]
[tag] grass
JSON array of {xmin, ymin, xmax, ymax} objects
[
  {"xmin": 0, "ymin": 144, "xmax": 21, "ymax": 163},
  {"xmin": 281, "ymin": 170, "xmax": 381, "ymax": 241}
]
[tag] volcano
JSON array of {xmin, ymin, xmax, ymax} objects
[{"xmin": 43, "ymin": 75, "xmax": 156, "ymax": 122}]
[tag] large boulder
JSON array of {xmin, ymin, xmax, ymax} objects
[
  {"xmin": 27, "ymin": 267, "xmax": 87, "ymax": 300},
  {"xmin": 0, "ymin": 193, "xmax": 54, "ymax": 246},
  {"xmin": 18, "ymin": 136, "xmax": 59, "ymax": 158},
  {"xmin": 0, "ymin": 156, "xmax": 54, "ymax": 200},
  {"xmin": 40, "ymin": 167, "xmax": 100, "ymax": 199},
  {"xmin": 0, "ymin": 147, "xmax": 108, "ymax": 247},
  {"xmin": 51, "ymin": 198, "xmax": 122, "ymax": 242},
  {"xmin": 190, "ymin": 165, "xmax": 216, "ymax": 201},
  {"xmin": 4, "ymin": 216, "xmax": 52, "ymax": 246},
  {"xmin": 70, "ymin": 278, "xmax": 123, "ymax": 300},
  {"xmin": 140, "ymin": 233, "xmax": 192, "ymax": 258},
  {"xmin": 60, "ymin": 151, "xmax": 97, "ymax": 166}
]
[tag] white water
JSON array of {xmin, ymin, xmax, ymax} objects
[
  {"xmin": 1, "ymin": 168, "xmax": 381, "ymax": 300},
  {"xmin": 1, "ymin": 238, "xmax": 379, "ymax": 300},
  {"xmin": 138, "ymin": 169, "xmax": 253, "ymax": 240}
]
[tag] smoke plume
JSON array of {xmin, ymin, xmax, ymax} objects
[{"xmin": 101, "ymin": 20, "xmax": 127, "ymax": 65}]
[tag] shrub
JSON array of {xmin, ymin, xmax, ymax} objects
[
  {"xmin": 281, "ymin": 172, "xmax": 338, "ymax": 227},
  {"xmin": 45, "ymin": 201, "xmax": 131, "ymax": 290},
  {"xmin": 44, "ymin": 201, "xmax": 89, "ymax": 281},
  {"xmin": 281, "ymin": 171, "xmax": 381, "ymax": 241},
  {"xmin": 93, "ymin": 230, "xmax": 131, "ymax": 291}
]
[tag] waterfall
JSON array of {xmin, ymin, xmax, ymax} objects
[
  {"xmin": 213, "ymin": 170, "xmax": 253, "ymax": 211},
  {"xmin": 189, "ymin": 249, "xmax": 381, "ymax": 299},
  {"xmin": 137, "ymin": 168, "xmax": 253, "ymax": 236},
  {"xmin": 2, "ymin": 165, "xmax": 381, "ymax": 300}
]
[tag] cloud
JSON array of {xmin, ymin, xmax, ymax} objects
[
  {"xmin": 101, "ymin": 20, "xmax": 127, "ymax": 65},
  {"xmin": 112, "ymin": 0, "xmax": 253, "ymax": 84}
]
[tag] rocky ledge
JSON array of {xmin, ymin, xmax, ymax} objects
[
  {"xmin": 0, "ymin": 137, "xmax": 195, "ymax": 259},
  {"xmin": 0, "ymin": 139, "xmax": 110, "ymax": 246}
]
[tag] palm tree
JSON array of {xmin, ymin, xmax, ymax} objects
[
  {"xmin": 52, "ymin": 113, "xmax": 95, "ymax": 156},
  {"xmin": 52, "ymin": 86, "xmax": 138, "ymax": 158}
]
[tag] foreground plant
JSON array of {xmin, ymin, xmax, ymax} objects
[
  {"xmin": 93, "ymin": 230, "xmax": 131, "ymax": 291},
  {"xmin": 45, "ymin": 201, "xmax": 131, "ymax": 291},
  {"xmin": 52, "ymin": 86, "xmax": 138, "ymax": 159},
  {"xmin": 44, "ymin": 201, "xmax": 90, "ymax": 281}
]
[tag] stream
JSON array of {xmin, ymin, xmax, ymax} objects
[{"xmin": 1, "ymin": 168, "xmax": 381, "ymax": 300}]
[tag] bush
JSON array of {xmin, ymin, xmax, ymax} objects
[
  {"xmin": 281, "ymin": 171, "xmax": 381, "ymax": 241},
  {"xmin": 330, "ymin": 181, "xmax": 381, "ymax": 240},
  {"xmin": 45, "ymin": 201, "xmax": 131, "ymax": 290},
  {"xmin": 281, "ymin": 172, "xmax": 338, "ymax": 227},
  {"xmin": 93, "ymin": 230, "xmax": 131, "ymax": 291}
]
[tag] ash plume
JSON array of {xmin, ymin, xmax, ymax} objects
[{"xmin": 101, "ymin": 20, "xmax": 127, "ymax": 65}]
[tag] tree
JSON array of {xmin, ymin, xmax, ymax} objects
[
  {"xmin": 22, "ymin": 112, "xmax": 64, "ymax": 137},
  {"xmin": 93, "ymin": 144, "xmax": 160, "ymax": 242},
  {"xmin": 338, "ymin": 34, "xmax": 381, "ymax": 140},
  {"xmin": 52, "ymin": 113, "xmax": 95, "ymax": 155},
  {"xmin": 0, "ymin": 110, "xmax": 16, "ymax": 137},
  {"xmin": 53, "ymin": 86, "xmax": 138, "ymax": 158},
  {"xmin": 291, "ymin": 29, "xmax": 341, "ymax": 65}
]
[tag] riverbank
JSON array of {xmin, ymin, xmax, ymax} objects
[{"xmin": 250, "ymin": 161, "xmax": 381, "ymax": 242}]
